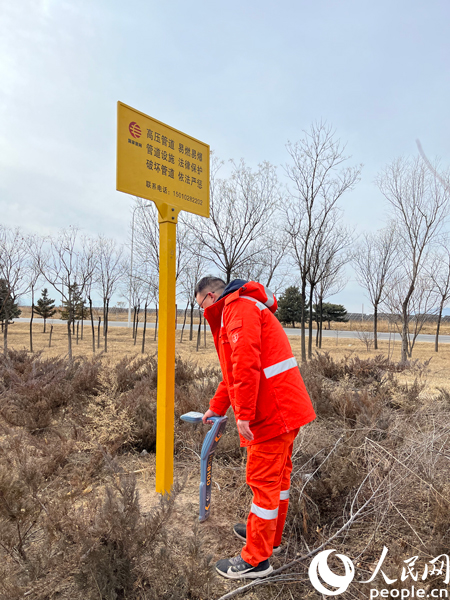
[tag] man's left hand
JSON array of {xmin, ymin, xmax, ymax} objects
[{"xmin": 237, "ymin": 420, "xmax": 254, "ymax": 441}]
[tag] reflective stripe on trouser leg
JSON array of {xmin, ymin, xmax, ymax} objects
[
  {"xmin": 251, "ymin": 503, "xmax": 278, "ymax": 520},
  {"xmin": 241, "ymin": 430, "xmax": 298, "ymax": 566},
  {"xmin": 280, "ymin": 489, "xmax": 290, "ymax": 500}
]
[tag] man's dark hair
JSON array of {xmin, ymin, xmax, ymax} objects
[{"xmin": 194, "ymin": 276, "xmax": 226, "ymax": 297}]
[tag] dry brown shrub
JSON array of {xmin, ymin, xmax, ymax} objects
[
  {"xmin": 0, "ymin": 350, "xmax": 102, "ymax": 432},
  {"xmin": 2, "ymin": 349, "xmax": 449, "ymax": 600}
]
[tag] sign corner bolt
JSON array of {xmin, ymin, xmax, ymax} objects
[{"xmin": 157, "ymin": 203, "xmax": 181, "ymax": 224}]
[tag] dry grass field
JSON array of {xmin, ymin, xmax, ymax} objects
[
  {"xmin": 18, "ymin": 305, "xmax": 450, "ymax": 335},
  {"xmin": 6, "ymin": 321, "xmax": 450, "ymax": 392}
]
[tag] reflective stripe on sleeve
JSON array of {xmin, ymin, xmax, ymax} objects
[
  {"xmin": 280, "ymin": 489, "xmax": 290, "ymax": 500},
  {"xmin": 263, "ymin": 357, "xmax": 298, "ymax": 379},
  {"xmin": 251, "ymin": 503, "xmax": 279, "ymax": 520},
  {"xmin": 240, "ymin": 296, "xmax": 267, "ymax": 311}
]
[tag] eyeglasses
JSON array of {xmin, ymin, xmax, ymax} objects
[
  {"xmin": 197, "ymin": 289, "xmax": 217, "ymax": 310},
  {"xmin": 198, "ymin": 292, "xmax": 211, "ymax": 310}
]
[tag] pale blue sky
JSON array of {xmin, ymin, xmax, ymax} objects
[{"xmin": 1, "ymin": 0, "xmax": 449, "ymax": 311}]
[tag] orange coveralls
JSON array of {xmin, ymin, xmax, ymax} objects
[{"xmin": 204, "ymin": 281, "xmax": 316, "ymax": 565}]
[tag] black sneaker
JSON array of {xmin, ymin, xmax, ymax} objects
[
  {"xmin": 233, "ymin": 523, "xmax": 282, "ymax": 555},
  {"xmin": 216, "ymin": 555, "xmax": 273, "ymax": 579}
]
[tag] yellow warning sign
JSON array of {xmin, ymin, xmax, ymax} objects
[{"xmin": 117, "ymin": 102, "xmax": 209, "ymax": 218}]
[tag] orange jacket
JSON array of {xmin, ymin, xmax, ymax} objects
[{"xmin": 204, "ymin": 281, "xmax": 316, "ymax": 447}]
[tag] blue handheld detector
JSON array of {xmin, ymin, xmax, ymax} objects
[
  {"xmin": 180, "ymin": 412, "xmax": 228, "ymax": 522},
  {"xmin": 180, "ymin": 411, "xmax": 204, "ymax": 423}
]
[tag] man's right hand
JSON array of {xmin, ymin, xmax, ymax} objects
[{"xmin": 202, "ymin": 409, "xmax": 219, "ymax": 425}]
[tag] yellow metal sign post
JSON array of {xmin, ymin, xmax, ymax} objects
[{"xmin": 116, "ymin": 102, "xmax": 210, "ymax": 494}]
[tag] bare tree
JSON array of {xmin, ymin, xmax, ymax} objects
[
  {"xmin": 176, "ymin": 235, "xmax": 208, "ymax": 342},
  {"xmin": 95, "ymin": 235, "xmax": 125, "ymax": 353},
  {"xmin": 313, "ymin": 241, "xmax": 349, "ymax": 349},
  {"xmin": 78, "ymin": 236, "xmax": 97, "ymax": 352},
  {"xmin": 377, "ymin": 156, "xmax": 449, "ymax": 362},
  {"xmin": 131, "ymin": 259, "xmax": 158, "ymax": 351},
  {"xmin": 184, "ymin": 157, "xmax": 282, "ymax": 283},
  {"xmin": 233, "ymin": 227, "xmax": 290, "ymax": 294},
  {"xmin": 427, "ymin": 244, "xmax": 450, "ymax": 352},
  {"xmin": 37, "ymin": 227, "xmax": 81, "ymax": 361},
  {"xmin": 132, "ymin": 197, "xmax": 187, "ymax": 282},
  {"xmin": 284, "ymin": 122, "xmax": 361, "ymax": 361},
  {"xmin": 352, "ymin": 223, "xmax": 399, "ymax": 349},
  {"xmin": 385, "ymin": 269, "xmax": 439, "ymax": 357},
  {"xmin": 306, "ymin": 217, "xmax": 352, "ymax": 358},
  {"xmin": 26, "ymin": 235, "xmax": 44, "ymax": 353},
  {"xmin": 0, "ymin": 227, "xmax": 32, "ymax": 352}
]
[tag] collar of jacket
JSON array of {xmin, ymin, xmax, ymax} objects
[
  {"xmin": 204, "ymin": 281, "xmax": 277, "ymax": 332},
  {"xmin": 203, "ymin": 290, "xmax": 238, "ymax": 332}
]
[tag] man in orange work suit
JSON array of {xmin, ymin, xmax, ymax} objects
[{"xmin": 195, "ymin": 276, "xmax": 316, "ymax": 579}]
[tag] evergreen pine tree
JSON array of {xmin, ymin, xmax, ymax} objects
[
  {"xmin": 276, "ymin": 286, "xmax": 308, "ymax": 328},
  {"xmin": 60, "ymin": 283, "xmax": 86, "ymax": 332},
  {"xmin": 315, "ymin": 302, "xmax": 348, "ymax": 329},
  {"xmin": 0, "ymin": 279, "xmax": 21, "ymax": 331},
  {"xmin": 35, "ymin": 288, "xmax": 57, "ymax": 333}
]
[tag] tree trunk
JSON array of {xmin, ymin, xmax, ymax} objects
[
  {"xmin": 30, "ymin": 291, "xmax": 35, "ymax": 353},
  {"xmin": 435, "ymin": 299, "xmax": 444, "ymax": 353},
  {"xmin": 401, "ymin": 306, "xmax": 409, "ymax": 363},
  {"xmin": 189, "ymin": 304, "xmax": 194, "ymax": 341},
  {"xmin": 43, "ymin": 317, "xmax": 47, "ymax": 334},
  {"xmin": 319, "ymin": 298, "xmax": 323, "ymax": 348},
  {"xmin": 180, "ymin": 303, "xmax": 188, "ymax": 342},
  {"xmin": 154, "ymin": 306, "xmax": 158, "ymax": 341},
  {"xmin": 300, "ymin": 279, "xmax": 307, "ymax": 362},
  {"xmin": 4, "ymin": 308, "xmax": 9, "ymax": 353},
  {"xmin": 49, "ymin": 325, "xmax": 53, "ymax": 348},
  {"xmin": 142, "ymin": 302, "xmax": 148, "ymax": 354},
  {"xmin": 134, "ymin": 308, "xmax": 139, "ymax": 345},
  {"xmin": 401, "ymin": 281, "xmax": 415, "ymax": 363},
  {"xmin": 76, "ymin": 321, "xmax": 79, "ymax": 345},
  {"xmin": 204, "ymin": 313, "xmax": 207, "ymax": 347},
  {"xmin": 89, "ymin": 297, "xmax": 95, "ymax": 353},
  {"xmin": 308, "ymin": 285, "xmax": 314, "ymax": 359},
  {"xmin": 196, "ymin": 310, "xmax": 202, "ymax": 351},
  {"xmin": 132, "ymin": 306, "xmax": 137, "ymax": 339},
  {"xmin": 67, "ymin": 320, "xmax": 72, "ymax": 361},
  {"xmin": 97, "ymin": 317, "xmax": 101, "ymax": 350},
  {"xmin": 104, "ymin": 298, "xmax": 109, "ymax": 353},
  {"xmin": 373, "ymin": 304, "xmax": 378, "ymax": 350}
]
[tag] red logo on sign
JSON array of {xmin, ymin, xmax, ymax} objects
[{"xmin": 129, "ymin": 122, "xmax": 142, "ymax": 139}]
